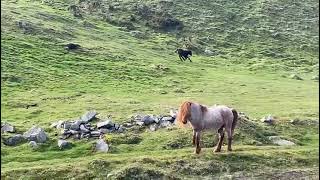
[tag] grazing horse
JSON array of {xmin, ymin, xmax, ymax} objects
[
  {"xmin": 176, "ymin": 101, "xmax": 238, "ymax": 154},
  {"xmin": 175, "ymin": 49, "xmax": 192, "ymax": 62}
]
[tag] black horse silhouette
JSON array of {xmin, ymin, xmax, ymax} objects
[{"xmin": 175, "ymin": 49, "xmax": 192, "ymax": 62}]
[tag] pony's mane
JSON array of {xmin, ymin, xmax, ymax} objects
[{"xmin": 176, "ymin": 101, "xmax": 192, "ymax": 127}]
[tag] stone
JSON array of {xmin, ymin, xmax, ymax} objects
[
  {"xmin": 99, "ymin": 128, "xmax": 113, "ymax": 134},
  {"xmin": 170, "ymin": 109, "xmax": 177, "ymax": 119},
  {"xmin": 69, "ymin": 130, "xmax": 80, "ymax": 135},
  {"xmin": 136, "ymin": 121, "xmax": 144, "ymax": 126},
  {"xmin": 114, "ymin": 124, "xmax": 120, "ymax": 130},
  {"xmin": 261, "ymin": 115, "xmax": 275, "ymax": 125},
  {"xmin": 162, "ymin": 116, "xmax": 174, "ymax": 122},
  {"xmin": 289, "ymin": 74, "xmax": 303, "ymax": 80},
  {"xmin": 1, "ymin": 122, "xmax": 15, "ymax": 133},
  {"xmin": 79, "ymin": 124, "xmax": 90, "ymax": 133},
  {"xmin": 29, "ymin": 141, "xmax": 38, "ymax": 149},
  {"xmin": 91, "ymin": 131, "xmax": 101, "ymax": 137},
  {"xmin": 95, "ymin": 139, "xmax": 109, "ymax": 152},
  {"xmin": 117, "ymin": 126, "xmax": 125, "ymax": 133},
  {"xmin": 50, "ymin": 120, "xmax": 65, "ymax": 129},
  {"xmin": 159, "ymin": 120, "xmax": 173, "ymax": 128},
  {"xmin": 149, "ymin": 124, "xmax": 158, "ymax": 131},
  {"xmin": 65, "ymin": 43, "xmax": 80, "ymax": 50},
  {"xmin": 204, "ymin": 48, "xmax": 215, "ymax": 56},
  {"xmin": 97, "ymin": 120, "xmax": 114, "ymax": 129},
  {"xmin": 70, "ymin": 120, "xmax": 82, "ymax": 131},
  {"xmin": 58, "ymin": 139, "xmax": 71, "ymax": 149},
  {"xmin": 23, "ymin": 126, "xmax": 48, "ymax": 143},
  {"xmin": 3, "ymin": 134, "xmax": 26, "ymax": 146},
  {"xmin": 141, "ymin": 115, "xmax": 156, "ymax": 125},
  {"xmin": 80, "ymin": 111, "xmax": 97, "ymax": 123},
  {"xmin": 63, "ymin": 122, "xmax": 72, "ymax": 129},
  {"xmin": 123, "ymin": 123, "xmax": 134, "ymax": 128},
  {"xmin": 268, "ymin": 136, "xmax": 295, "ymax": 146}
]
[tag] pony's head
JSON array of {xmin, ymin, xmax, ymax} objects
[{"xmin": 176, "ymin": 101, "xmax": 192, "ymax": 126}]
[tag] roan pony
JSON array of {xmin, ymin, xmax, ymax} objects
[
  {"xmin": 176, "ymin": 101, "xmax": 238, "ymax": 154},
  {"xmin": 175, "ymin": 49, "xmax": 192, "ymax": 62}
]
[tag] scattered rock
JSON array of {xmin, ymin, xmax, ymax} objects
[
  {"xmin": 3, "ymin": 134, "xmax": 26, "ymax": 146},
  {"xmin": 70, "ymin": 120, "xmax": 82, "ymax": 131},
  {"xmin": 79, "ymin": 124, "xmax": 90, "ymax": 133},
  {"xmin": 161, "ymin": 116, "xmax": 174, "ymax": 122},
  {"xmin": 170, "ymin": 109, "xmax": 177, "ymax": 119},
  {"xmin": 23, "ymin": 126, "xmax": 48, "ymax": 143},
  {"xmin": 80, "ymin": 111, "xmax": 97, "ymax": 123},
  {"xmin": 1, "ymin": 122, "xmax": 15, "ymax": 133},
  {"xmin": 65, "ymin": 43, "xmax": 81, "ymax": 50},
  {"xmin": 204, "ymin": 48, "xmax": 214, "ymax": 56},
  {"xmin": 95, "ymin": 139, "xmax": 109, "ymax": 152},
  {"xmin": 149, "ymin": 124, "xmax": 158, "ymax": 131},
  {"xmin": 159, "ymin": 120, "xmax": 173, "ymax": 128},
  {"xmin": 268, "ymin": 136, "xmax": 295, "ymax": 146},
  {"xmin": 29, "ymin": 141, "xmax": 38, "ymax": 149},
  {"xmin": 129, "ymin": 30, "xmax": 145, "ymax": 38},
  {"xmin": 91, "ymin": 131, "xmax": 101, "ymax": 137},
  {"xmin": 136, "ymin": 121, "xmax": 145, "ymax": 126},
  {"xmin": 261, "ymin": 115, "xmax": 275, "ymax": 125},
  {"xmin": 50, "ymin": 120, "xmax": 65, "ymax": 129},
  {"xmin": 63, "ymin": 122, "xmax": 72, "ymax": 129},
  {"xmin": 289, "ymin": 74, "xmax": 303, "ymax": 80},
  {"xmin": 97, "ymin": 120, "xmax": 114, "ymax": 129},
  {"xmin": 141, "ymin": 115, "xmax": 156, "ymax": 125},
  {"xmin": 99, "ymin": 128, "xmax": 113, "ymax": 134},
  {"xmin": 58, "ymin": 139, "xmax": 71, "ymax": 149}
]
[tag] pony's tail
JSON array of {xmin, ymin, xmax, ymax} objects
[
  {"xmin": 176, "ymin": 101, "xmax": 192, "ymax": 127},
  {"xmin": 231, "ymin": 109, "xmax": 238, "ymax": 135}
]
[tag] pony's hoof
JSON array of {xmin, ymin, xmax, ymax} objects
[
  {"xmin": 228, "ymin": 149, "xmax": 232, "ymax": 152},
  {"xmin": 195, "ymin": 148, "xmax": 201, "ymax": 154},
  {"xmin": 214, "ymin": 149, "xmax": 221, "ymax": 153}
]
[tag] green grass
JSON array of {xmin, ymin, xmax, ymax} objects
[{"xmin": 1, "ymin": 0, "xmax": 319, "ymax": 179}]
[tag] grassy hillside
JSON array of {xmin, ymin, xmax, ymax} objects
[{"xmin": 1, "ymin": 0, "xmax": 319, "ymax": 179}]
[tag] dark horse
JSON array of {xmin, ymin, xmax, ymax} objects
[{"xmin": 175, "ymin": 49, "xmax": 192, "ymax": 62}]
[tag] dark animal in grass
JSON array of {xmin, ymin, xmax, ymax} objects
[
  {"xmin": 65, "ymin": 43, "xmax": 81, "ymax": 50},
  {"xmin": 175, "ymin": 49, "xmax": 192, "ymax": 62}
]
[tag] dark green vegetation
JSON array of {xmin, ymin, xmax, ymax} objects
[{"xmin": 1, "ymin": 0, "xmax": 319, "ymax": 179}]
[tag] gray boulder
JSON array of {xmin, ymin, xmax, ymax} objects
[
  {"xmin": 1, "ymin": 122, "xmax": 15, "ymax": 133},
  {"xmin": 261, "ymin": 115, "xmax": 275, "ymax": 125},
  {"xmin": 79, "ymin": 124, "xmax": 90, "ymax": 133},
  {"xmin": 149, "ymin": 124, "xmax": 158, "ymax": 131},
  {"xmin": 91, "ymin": 131, "xmax": 101, "ymax": 137},
  {"xmin": 50, "ymin": 120, "xmax": 65, "ymax": 129},
  {"xmin": 23, "ymin": 126, "xmax": 48, "ymax": 143},
  {"xmin": 3, "ymin": 134, "xmax": 26, "ymax": 146},
  {"xmin": 290, "ymin": 74, "xmax": 303, "ymax": 80},
  {"xmin": 70, "ymin": 120, "xmax": 82, "ymax": 131},
  {"xmin": 161, "ymin": 116, "xmax": 174, "ymax": 122},
  {"xmin": 268, "ymin": 136, "xmax": 295, "ymax": 146},
  {"xmin": 159, "ymin": 120, "xmax": 173, "ymax": 128},
  {"xmin": 58, "ymin": 139, "xmax": 71, "ymax": 149},
  {"xmin": 141, "ymin": 115, "xmax": 156, "ymax": 125},
  {"xmin": 80, "ymin": 111, "xmax": 97, "ymax": 123},
  {"xmin": 63, "ymin": 122, "xmax": 72, "ymax": 129},
  {"xmin": 29, "ymin": 141, "xmax": 38, "ymax": 149},
  {"xmin": 95, "ymin": 139, "xmax": 109, "ymax": 152},
  {"xmin": 97, "ymin": 120, "xmax": 114, "ymax": 129}
]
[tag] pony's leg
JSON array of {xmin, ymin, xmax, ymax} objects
[
  {"xmin": 188, "ymin": 57, "xmax": 192, "ymax": 62},
  {"xmin": 226, "ymin": 129, "xmax": 233, "ymax": 151},
  {"xmin": 214, "ymin": 127, "xmax": 225, "ymax": 152},
  {"xmin": 179, "ymin": 55, "xmax": 184, "ymax": 61},
  {"xmin": 195, "ymin": 131, "xmax": 201, "ymax": 154},
  {"xmin": 192, "ymin": 130, "xmax": 196, "ymax": 146}
]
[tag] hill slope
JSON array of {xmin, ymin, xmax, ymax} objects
[{"xmin": 1, "ymin": 0, "xmax": 319, "ymax": 179}]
